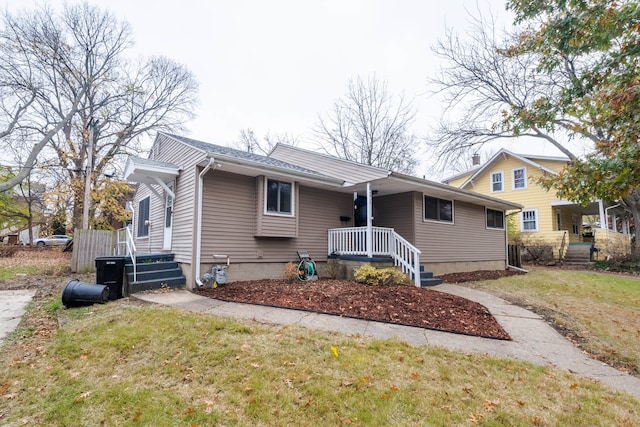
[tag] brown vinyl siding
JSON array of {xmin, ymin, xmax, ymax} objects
[
  {"xmin": 254, "ymin": 176, "xmax": 298, "ymax": 237},
  {"xmin": 200, "ymin": 170, "xmax": 352, "ymax": 263},
  {"xmin": 132, "ymin": 134, "xmax": 207, "ymax": 262},
  {"xmin": 373, "ymin": 192, "xmax": 415, "ymax": 243},
  {"xmin": 413, "ymin": 193, "xmax": 505, "ymax": 263}
]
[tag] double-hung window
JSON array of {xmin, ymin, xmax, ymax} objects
[
  {"xmin": 486, "ymin": 208, "xmax": 505, "ymax": 229},
  {"xmin": 266, "ymin": 179, "xmax": 293, "ymax": 215},
  {"xmin": 521, "ymin": 209, "xmax": 538, "ymax": 232},
  {"xmin": 513, "ymin": 167, "xmax": 526, "ymax": 189},
  {"xmin": 424, "ymin": 196, "xmax": 453, "ymax": 223},
  {"xmin": 491, "ymin": 171, "xmax": 503, "ymax": 192},
  {"xmin": 137, "ymin": 196, "xmax": 150, "ymax": 237}
]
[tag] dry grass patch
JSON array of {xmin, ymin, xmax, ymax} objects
[
  {"xmin": 0, "ymin": 248, "xmax": 71, "ymax": 284},
  {"xmin": 0, "ymin": 297, "xmax": 638, "ymax": 426},
  {"xmin": 463, "ymin": 268, "xmax": 640, "ymax": 376}
]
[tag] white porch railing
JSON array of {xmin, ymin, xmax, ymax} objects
[
  {"xmin": 328, "ymin": 226, "xmax": 422, "ymax": 287},
  {"xmin": 116, "ymin": 226, "xmax": 137, "ymax": 283}
]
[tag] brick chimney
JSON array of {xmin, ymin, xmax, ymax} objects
[{"xmin": 472, "ymin": 153, "xmax": 481, "ymax": 166}]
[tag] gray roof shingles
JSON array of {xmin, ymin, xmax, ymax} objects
[{"xmin": 165, "ymin": 134, "xmax": 333, "ymax": 180}]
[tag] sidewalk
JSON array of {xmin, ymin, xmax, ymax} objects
[
  {"xmin": 0, "ymin": 290, "xmax": 36, "ymax": 347},
  {"xmin": 133, "ymin": 284, "xmax": 640, "ymax": 399}
]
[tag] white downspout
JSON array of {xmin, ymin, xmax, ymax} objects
[{"xmin": 195, "ymin": 158, "xmax": 216, "ymax": 287}]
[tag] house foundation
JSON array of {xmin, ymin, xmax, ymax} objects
[{"xmin": 424, "ymin": 260, "xmax": 506, "ymax": 276}]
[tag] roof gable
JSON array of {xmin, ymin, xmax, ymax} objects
[
  {"xmin": 268, "ymin": 143, "xmax": 390, "ymax": 184},
  {"xmin": 457, "ymin": 149, "xmax": 566, "ymax": 189}
]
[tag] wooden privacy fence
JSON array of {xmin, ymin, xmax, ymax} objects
[
  {"xmin": 71, "ymin": 229, "xmax": 117, "ymax": 273},
  {"xmin": 508, "ymin": 244, "xmax": 522, "ymax": 268}
]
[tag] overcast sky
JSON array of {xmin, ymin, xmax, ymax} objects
[{"xmin": 4, "ymin": 0, "xmax": 570, "ymax": 178}]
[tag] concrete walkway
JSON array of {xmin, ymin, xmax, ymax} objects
[
  {"xmin": 133, "ymin": 284, "xmax": 640, "ymax": 399},
  {"xmin": 0, "ymin": 289, "xmax": 36, "ymax": 346}
]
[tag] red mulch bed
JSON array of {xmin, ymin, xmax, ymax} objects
[{"xmin": 196, "ymin": 271, "xmax": 518, "ymax": 340}]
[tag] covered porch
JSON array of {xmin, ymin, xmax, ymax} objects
[{"xmin": 550, "ymin": 199, "xmax": 631, "ymax": 260}]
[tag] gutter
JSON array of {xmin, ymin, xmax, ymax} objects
[{"xmin": 195, "ymin": 157, "xmax": 216, "ymax": 287}]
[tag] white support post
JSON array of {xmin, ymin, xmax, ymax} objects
[
  {"xmin": 598, "ymin": 199, "xmax": 607, "ymax": 229},
  {"xmin": 366, "ymin": 182, "xmax": 373, "ymax": 258}
]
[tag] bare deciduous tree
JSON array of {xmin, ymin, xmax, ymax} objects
[
  {"xmin": 428, "ymin": 11, "xmax": 587, "ymax": 171},
  {"xmin": 314, "ymin": 76, "xmax": 418, "ymax": 174},
  {"xmin": 233, "ymin": 128, "xmax": 299, "ymax": 155},
  {"xmin": 0, "ymin": 4, "xmax": 85, "ymax": 192},
  {"xmin": 1, "ymin": 2, "xmax": 199, "ymax": 229}
]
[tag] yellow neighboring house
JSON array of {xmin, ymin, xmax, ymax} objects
[{"xmin": 443, "ymin": 149, "xmax": 631, "ymax": 261}]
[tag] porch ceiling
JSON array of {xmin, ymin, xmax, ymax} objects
[{"xmin": 551, "ymin": 200, "xmax": 625, "ymax": 215}]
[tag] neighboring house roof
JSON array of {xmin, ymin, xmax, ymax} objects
[
  {"xmin": 441, "ymin": 166, "xmax": 480, "ymax": 184},
  {"xmin": 446, "ymin": 148, "xmax": 568, "ymax": 189}
]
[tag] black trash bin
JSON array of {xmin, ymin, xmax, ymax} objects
[
  {"xmin": 95, "ymin": 256, "xmax": 126, "ymax": 300},
  {"xmin": 62, "ymin": 279, "xmax": 109, "ymax": 308}
]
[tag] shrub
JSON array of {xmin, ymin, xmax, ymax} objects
[
  {"xmin": 283, "ymin": 261, "xmax": 298, "ymax": 282},
  {"xmin": 353, "ymin": 264, "xmax": 408, "ymax": 286},
  {"xmin": 0, "ymin": 245, "xmax": 18, "ymax": 258},
  {"xmin": 592, "ymin": 256, "xmax": 640, "ymax": 273}
]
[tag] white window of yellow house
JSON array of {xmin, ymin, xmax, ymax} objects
[
  {"xmin": 572, "ymin": 214, "xmax": 579, "ymax": 234},
  {"xmin": 513, "ymin": 167, "xmax": 527, "ymax": 189},
  {"xmin": 491, "ymin": 171, "xmax": 503, "ymax": 192},
  {"xmin": 521, "ymin": 209, "xmax": 538, "ymax": 232},
  {"xmin": 556, "ymin": 210, "xmax": 562, "ymax": 231}
]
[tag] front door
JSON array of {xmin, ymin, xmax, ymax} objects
[
  {"xmin": 163, "ymin": 182, "xmax": 174, "ymax": 250},
  {"xmin": 354, "ymin": 196, "xmax": 367, "ymax": 227}
]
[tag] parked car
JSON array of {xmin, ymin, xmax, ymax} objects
[{"xmin": 34, "ymin": 235, "xmax": 71, "ymax": 247}]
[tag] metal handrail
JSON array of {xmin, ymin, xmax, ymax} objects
[
  {"xmin": 117, "ymin": 226, "xmax": 137, "ymax": 283},
  {"xmin": 558, "ymin": 230, "xmax": 567, "ymax": 263}
]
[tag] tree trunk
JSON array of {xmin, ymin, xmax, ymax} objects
[{"xmin": 622, "ymin": 190, "xmax": 640, "ymax": 258}]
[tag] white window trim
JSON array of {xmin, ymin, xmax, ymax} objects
[
  {"xmin": 423, "ymin": 196, "xmax": 455, "ymax": 225},
  {"xmin": 521, "ymin": 208, "xmax": 538, "ymax": 232},
  {"xmin": 512, "ymin": 167, "xmax": 527, "ymax": 190},
  {"xmin": 490, "ymin": 171, "xmax": 504, "ymax": 193},
  {"xmin": 486, "ymin": 208, "xmax": 505, "ymax": 230},
  {"xmin": 264, "ymin": 178, "xmax": 295, "ymax": 217}
]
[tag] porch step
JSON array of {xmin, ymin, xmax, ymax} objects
[
  {"xmin": 418, "ymin": 267, "xmax": 442, "ymax": 287},
  {"xmin": 562, "ymin": 244, "xmax": 593, "ymax": 268},
  {"xmin": 125, "ymin": 253, "xmax": 186, "ymax": 292}
]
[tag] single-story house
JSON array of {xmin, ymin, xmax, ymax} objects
[{"xmin": 123, "ymin": 133, "xmax": 522, "ymax": 289}]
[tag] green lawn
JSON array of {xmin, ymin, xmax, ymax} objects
[
  {"xmin": 463, "ymin": 268, "xmax": 640, "ymax": 376},
  {"xmin": 1, "ymin": 256, "xmax": 639, "ymax": 425},
  {"xmin": 0, "ymin": 294, "xmax": 638, "ymax": 425}
]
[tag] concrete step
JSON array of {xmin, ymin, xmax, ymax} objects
[
  {"xmin": 420, "ymin": 277, "xmax": 443, "ymax": 287},
  {"xmin": 130, "ymin": 276, "xmax": 186, "ymax": 293}
]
